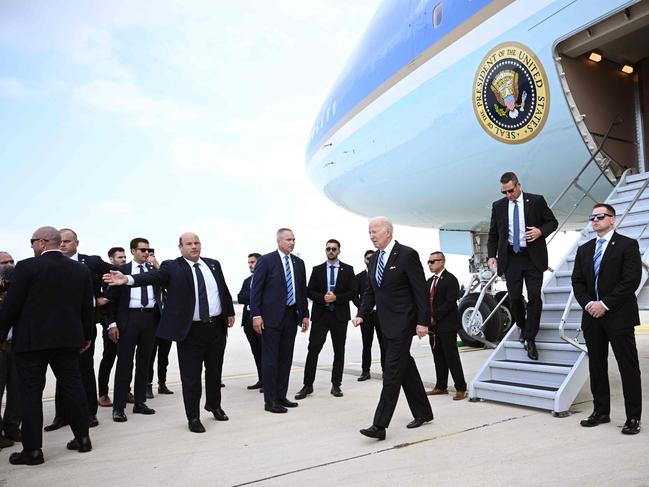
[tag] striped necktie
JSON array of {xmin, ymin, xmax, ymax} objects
[
  {"xmin": 593, "ymin": 237, "xmax": 606, "ymax": 300},
  {"xmin": 376, "ymin": 250, "xmax": 386, "ymax": 286},
  {"xmin": 284, "ymin": 255, "xmax": 295, "ymax": 305},
  {"xmin": 513, "ymin": 201, "xmax": 520, "ymax": 253}
]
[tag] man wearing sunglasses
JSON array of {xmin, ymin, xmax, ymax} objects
[
  {"xmin": 572, "ymin": 203, "xmax": 642, "ymax": 435},
  {"xmin": 487, "ymin": 172, "xmax": 558, "ymax": 360},
  {"xmin": 296, "ymin": 239, "xmax": 355, "ymax": 400},
  {"xmin": 105, "ymin": 238, "xmax": 161, "ymax": 422}
]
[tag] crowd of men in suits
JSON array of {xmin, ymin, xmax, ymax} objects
[{"xmin": 0, "ymin": 170, "xmax": 643, "ymax": 465}]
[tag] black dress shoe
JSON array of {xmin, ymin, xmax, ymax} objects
[
  {"xmin": 580, "ymin": 412, "xmax": 611, "ymax": 427},
  {"xmin": 44, "ymin": 416, "xmax": 68, "ymax": 432},
  {"xmin": 359, "ymin": 425, "xmax": 386, "ymax": 440},
  {"xmin": 294, "ymin": 385, "xmax": 313, "ymax": 400},
  {"xmin": 88, "ymin": 415, "xmax": 99, "ymax": 428},
  {"xmin": 221, "ymin": 383, "xmax": 225, "ymax": 388},
  {"xmin": 358, "ymin": 371, "xmax": 371, "ymax": 382},
  {"xmin": 406, "ymin": 414, "xmax": 434, "ymax": 429},
  {"xmin": 622, "ymin": 418, "xmax": 641, "ymax": 435},
  {"xmin": 264, "ymin": 401, "xmax": 288, "ymax": 413},
  {"xmin": 67, "ymin": 436, "xmax": 92, "ymax": 453},
  {"xmin": 146, "ymin": 384, "xmax": 154, "ymax": 399},
  {"xmin": 247, "ymin": 381, "xmax": 262, "ymax": 390},
  {"xmin": 0, "ymin": 436, "xmax": 14, "ymax": 448},
  {"xmin": 133, "ymin": 403, "xmax": 156, "ymax": 415},
  {"xmin": 259, "ymin": 387, "xmax": 264, "ymax": 393},
  {"xmin": 188, "ymin": 419, "xmax": 206, "ymax": 433},
  {"xmin": 158, "ymin": 383, "xmax": 174, "ymax": 394},
  {"xmin": 9, "ymin": 449, "xmax": 44, "ymax": 465},
  {"xmin": 204, "ymin": 404, "xmax": 229, "ymax": 421},
  {"xmin": 112, "ymin": 409, "xmax": 127, "ymax": 422},
  {"xmin": 526, "ymin": 340, "xmax": 539, "ymax": 360},
  {"xmin": 4, "ymin": 428, "xmax": 21, "ymax": 442},
  {"xmin": 331, "ymin": 385, "xmax": 343, "ymax": 397},
  {"xmin": 277, "ymin": 398, "xmax": 298, "ymax": 408}
]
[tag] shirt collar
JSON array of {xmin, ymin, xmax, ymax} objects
[
  {"xmin": 277, "ymin": 249, "xmax": 291, "ymax": 259},
  {"xmin": 327, "ymin": 260, "xmax": 340, "ymax": 268},
  {"xmin": 510, "ymin": 192, "xmax": 524, "ymax": 205},
  {"xmin": 42, "ymin": 249, "xmax": 63, "ymax": 256},
  {"xmin": 184, "ymin": 257, "xmax": 203, "ymax": 268},
  {"xmin": 433, "ymin": 268, "xmax": 445, "ymax": 278},
  {"xmin": 381, "ymin": 239, "xmax": 396, "ymax": 257},
  {"xmin": 69, "ymin": 252, "xmax": 79, "ymax": 261},
  {"xmin": 598, "ymin": 229, "xmax": 615, "ymax": 242}
]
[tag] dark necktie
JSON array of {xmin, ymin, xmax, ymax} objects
[
  {"xmin": 138, "ymin": 265, "xmax": 149, "ymax": 307},
  {"xmin": 513, "ymin": 200, "xmax": 520, "ymax": 253},
  {"xmin": 193, "ymin": 263, "xmax": 210, "ymax": 322},
  {"xmin": 327, "ymin": 265, "xmax": 336, "ymax": 311}
]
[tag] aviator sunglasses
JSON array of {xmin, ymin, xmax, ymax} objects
[{"xmin": 589, "ymin": 213, "xmax": 613, "ymax": 221}]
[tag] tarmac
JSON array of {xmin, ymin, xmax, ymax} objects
[{"xmin": 1, "ymin": 305, "xmax": 648, "ymax": 486}]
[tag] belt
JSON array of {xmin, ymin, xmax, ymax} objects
[
  {"xmin": 129, "ymin": 307, "xmax": 156, "ymax": 313},
  {"xmin": 286, "ymin": 304, "xmax": 296, "ymax": 309},
  {"xmin": 192, "ymin": 315, "xmax": 222, "ymax": 325},
  {"xmin": 507, "ymin": 245, "xmax": 529, "ymax": 255}
]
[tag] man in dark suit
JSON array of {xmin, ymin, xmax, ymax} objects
[
  {"xmin": 0, "ymin": 226, "xmax": 94, "ymax": 465},
  {"xmin": 572, "ymin": 203, "xmax": 642, "ymax": 435},
  {"xmin": 425, "ymin": 252, "xmax": 467, "ymax": 400},
  {"xmin": 237, "ymin": 253, "xmax": 262, "ymax": 390},
  {"xmin": 104, "ymin": 232, "xmax": 235, "ymax": 433},
  {"xmin": 45, "ymin": 228, "xmax": 115, "ymax": 431},
  {"xmin": 106, "ymin": 238, "xmax": 161, "ymax": 422},
  {"xmin": 250, "ymin": 228, "xmax": 309, "ymax": 414},
  {"xmin": 353, "ymin": 249, "xmax": 384, "ymax": 381},
  {"xmin": 487, "ymin": 172, "xmax": 558, "ymax": 360},
  {"xmin": 353, "ymin": 217, "xmax": 433, "ymax": 440},
  {"xmin": 296, "ymin": 239, "xmax": 355, "ymax": 399}
]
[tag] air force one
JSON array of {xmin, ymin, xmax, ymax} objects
[{"xmin": 306, "ymin": 0, "xmax": 649, "ymax": 348}]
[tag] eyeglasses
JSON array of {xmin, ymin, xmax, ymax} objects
[
  {"xmin": 30, "ymin": 238, "xmax": 49, "ymax": 245},
  {"xmin": 135, "ymin": 248, "xmax": 155, "ymax": 254},
  {"xmin": 589, "ymin": 213, "xmax": 613, "ymax": 221},
  {"xmin": 427, "ymin": 259, "xmax": 443, "ymax": 264},
  {"xmin": 501, "ymin": 187, "xmax": 517, "ymax": 195},
  {"xmin": 325, "ymin": 247, "xmax": 338, "ymax": 252}
]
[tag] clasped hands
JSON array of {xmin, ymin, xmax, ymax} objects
[{"xmin": 585, "ymin": 301, "xmax": 607, "ymax": 319}]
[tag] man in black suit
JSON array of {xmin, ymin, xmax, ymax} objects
[
  {"xmin": 425, "ymin": 252, "xmax": 467, "ymax": 400},
  {"xmin": 106, "ymin": 238, "xmax": 161, "ymax": 422},
  {"xmin": 353, "ymin": 217, "xmax": 433, "ymax": 440},
  {"xmin": 250, "ymin": 228, "xmax": 310, "ymax": 414},
  {"xmin": 0, "ymin": 226, "xmax": 94, "ymax": 465},
  {"xmin": 237, "ymin": 253, "xmax": 262, "ymax": 390},
  {"xmin": 353, "ymin": 249, "xmax": 384, "ymax": 381},
  {"xmin": 487, "ymin": 172, "xmax": 558, "ymax": 360},
  {"xmin": 572, "ymin": 203, "xmax": 642, "ymax": 435},
  {"xmin": 296, "ymin": 239, "xmax": 355, "ymax": 399},
  {"xmin": 104, "ymin": 232, "xmax": 235, "ymax": 433},
  {"xmin": 45, "ymin": 228, "xmax": 115, "ymax": 431}
]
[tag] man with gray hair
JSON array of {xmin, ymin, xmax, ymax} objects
[
  {"xmin": 0, "ymin": 227, "xmax": 94, "ymax": 465},
  {"xmin": 353, "ymin": 217, "xmax": 433, "ymax": 440}
]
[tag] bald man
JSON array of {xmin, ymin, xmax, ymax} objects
[
  {"xmin": 0, "ymin": 227, "xmax": 94, "ymax": 465},
  {"xmin": 104, "ymin": 233, "xmax": 235, "ymax": 434}
]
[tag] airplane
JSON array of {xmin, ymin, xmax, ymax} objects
[{"xmin": 305, "ymin": 0, "xmax": 649, "ymax": 346}]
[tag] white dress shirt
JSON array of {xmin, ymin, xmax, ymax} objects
[
  {"xmin": 129, "ymin": 261, "xmax": 155, "ymax": 309},
  {"xmin": 508, "ymin": 192, "xmax": 527, "ymax": 248},
  {"xmin": 327, "ymin": 260, "xmax": 340, "ymax": 290},
  {"xmin": 376, "ymin": 239, "xmax": 396, "ymax": 283}
]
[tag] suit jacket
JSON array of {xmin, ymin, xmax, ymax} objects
[
  {"xmin": 427, "ymin": 269, "xmax": 461, "ymax": 333},
  {"xmin": 0, "ymin": 251, "xmax": 94, "ymax": 352},
  {"xmin": 106, "ymin": 262, "xmax": 163, "ymax": 332},
  {"xmin": 237, "ymin": 274, "xmax": 253, "ymax": 328},
  {"xmin": 78, "ymin": 254, "xmax": 115, "ymax": 299},
  {"xmin": 357, "ymin": 241, "xmax": 428, "ymax": 339},
  {"xmin": 307, "ymin": 261, "xmax": 356, "ymax": 322},
  {"xmin": 352, "ymin": 269, "xmax": 369, "ymax": 310},
  {"xmin": 487, "ymin": 192, "xmax": 558, "ymax": 275},
  {"xmin": 571, "ymin": 231, "xmax": 641, "ymax": 332},
  {"xmin": 131, "ymin": 257, "xmax": 235, "ymax": 342},
  {"xmin": 249, "ymin": 251, "xmax": 309, "ymax": 328}
]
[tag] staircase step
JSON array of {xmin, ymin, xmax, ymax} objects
[
  {"xmin": 624, "ymin": 172, "xmax": 649, "ymax": 183},
  {"xmin": 503, "ymin": 340, "xmax": 583, "ymax": 364},
  {"xmin": 543, "ymin": 285, "xmax": 572, "ymax": 304},
  {"xmin": 498, "ymin": 359, "xmax": 571, "ymax": 368},
  {"xmin": 489, "ymin": 360, "xmax": 571, "ymax": 388},
  {"xmin": 481, "ymin": 379, "xmax": 558, "ymax": 392},
  {"xmin": 472, "ymin": 380, "xmax": 556, "ymax": 409}
]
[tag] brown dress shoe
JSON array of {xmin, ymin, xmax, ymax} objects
[
  {"xmin": 98, "ymin": 395, "xmax": 112, "ymax": 407},
  {"xmin": 426, "ymin": 388, "xmax": 448, "ymax": 396},
  {"xmin": 126, "ymin": 392, "xmax": 135, "ymax": 404},
  {"xmin": 453, "ymin": 391, "xmax": 468, "ymax": 401}
]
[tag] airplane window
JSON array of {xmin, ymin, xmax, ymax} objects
[{"xmin": 433, "ymin": 3, "xmax": 443, "ymax": 28}]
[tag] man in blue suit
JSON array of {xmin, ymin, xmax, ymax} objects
[{"xmin": 250, "ymin": 228, "xmax": 309, "ymax": 413}]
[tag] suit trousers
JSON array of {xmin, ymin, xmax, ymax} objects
[
  {"xmin": 97, "ymin": 327, "xmax": 117, "ymax": 397},
  {"xmin": 243, "ymin": 325, "xmax": 262, "ymax": 382},
  {"xmin": 148, "ymin": 337, "xmax": 173, "ymax": 385},
  {"xmin": 360, "ymin": 311, "xmax": 384, "ymax": 373},
  {"xmin": 303, "ymin": 311, "xmax": 348, "ymax": 387},
  {"xmin": 113, "ymin": 311, "xmax": 157, "ymax": 409},
  {"xmin": 177, "ymin": 318, "xmax": 226, "ymax": 420},
  {"xmin": 373, "ymin": 334, "xmax": 432, "ymax": 428},
  {"xmin": 261, "ymin": 306, "xmax": 298, "ymax": 403},
  {"xmin": 505, "ymin": 252, "xmax": 543, "ymax": 340},
  {"xmin": 54, "ymin": 323, "xmax": 98, "ymax": 420},
  {"xmin": 583, "ymin": 322, "xmax": 642, "ymax": 420},
  {"xmin": 430, "ymin": 329, "xmax": 466, "ymax": 392},
  {"xmin": 0, "ymin": 347, "xmax": 21, "ymax": 434},
  {"xmin": 16, "ymin": 349, "xmax": 89, "ymax": 450}
]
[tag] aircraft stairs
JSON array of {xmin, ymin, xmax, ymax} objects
[{"xmin": 469, "ymin": 170, "xmax": 649, "ymax": 415}]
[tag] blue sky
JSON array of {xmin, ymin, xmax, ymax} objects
[{"xmin": 0, "ymin": 0, "xmax": 452, "ymax": 287}]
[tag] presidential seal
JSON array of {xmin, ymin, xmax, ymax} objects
[{"xmin": 473, "ymin": 42, "xmax": 550, "ymax": 144}]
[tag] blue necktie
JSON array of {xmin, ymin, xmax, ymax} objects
[
  {"xmin": 327, "ymin": 265, "xmax": 335, "ymax": 310},
  {"xmin": 593, "ymin": 238, "xmax": 605, "ymax": 300},
  {"xmin": 376, "ymin": 250, "xmax": 385, "ymax": 286},
  {"xmin": 284, "ymin": 255, "xmax": 295, "ymax": 305},
  {"xmin": 138, "ymin": 265, "xmax": 149, "ymax": 307},
  {"xmin": 513, "ymin": 201, "xmax": 520, "ymax": 253}
]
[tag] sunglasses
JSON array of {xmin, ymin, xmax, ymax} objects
[
  {"xmin": 501, "ymin": 187, "xmax": 517, "ymax": 195},
  {"xmin": 135, "ymin": 248, "xmax": 155, "ymax": 254},
  {"xmin": 30, "ymin": 238, "xmax": 49, "ymax": 245},
  {"xmin": 0, "ymin": 259, "xmax": 14, "ymax": 265},
  {"xmin": 427, "ymin": 259, "xmax": 443, "ymax": 264},
  {"xmin": 589, "ymin": 213, "xmax": 613, "ymax": 221},
  {"xmin": 325, "ymin": 247, "xmax": 339, "ymax": 252}
]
